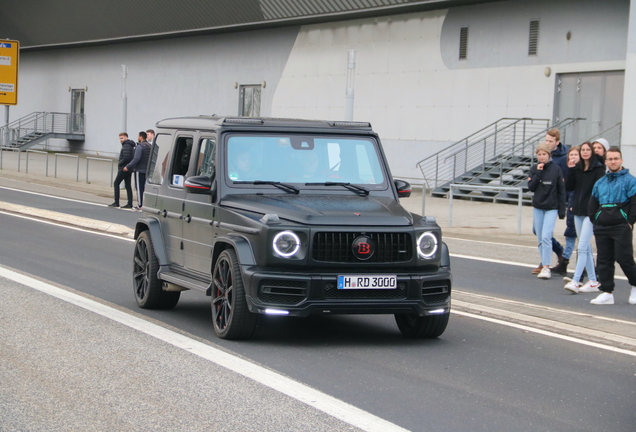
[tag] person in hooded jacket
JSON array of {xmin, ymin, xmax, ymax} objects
[
  {"xmin": 588, "ymin": 146, "xmax": 636, "ymax": 305},
  {"xmin": 563, "ymin": 142, "xmax": 606, "ymax": 294},
  {"xmin": 528, "ymin": 142, "xmax": 566, "ymax": 280},
  {"xmin": 108, "ymin": 132, "xmax": 136, "ymax": 209}
]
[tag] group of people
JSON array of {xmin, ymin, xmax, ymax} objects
[
  {"xmin": 529, "ymin": 129, "xmax": 636, "ymax": 305},
  {"xmin": 109, "ymin": 129, "xmax": 154, "ymax": 211}
]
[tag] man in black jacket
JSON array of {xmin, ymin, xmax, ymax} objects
[
  {"xmin": 108, "ymin": 132, "xmax": 136, "ymax": 208},
  {"xmin": 124, "ymin": 131, "xmax": 152, "ymax": 211}
]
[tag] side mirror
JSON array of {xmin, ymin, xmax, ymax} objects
[
  {"xmin": 395, "ymin": 179, "xmax": 412, "ymax": 198},
  {"xmin": 185, "ymin": 175, "xmax": 213, "ymax": 194}
]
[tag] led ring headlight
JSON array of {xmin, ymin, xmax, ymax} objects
[
  {"xmin": 417, "ymin": 232, "xmax": 438, "ymax": 258},
  {"xmin": 273, "ymin": 231, "xmax": 301, "ymax": 258}
]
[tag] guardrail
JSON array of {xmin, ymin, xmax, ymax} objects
[
  {"xmin": 25, "ymin": 149, "xmax": 49, "ymax": 176},
  {"xmin": 448, "ymin": 184, "xmax": 524, "ymax": 234}
]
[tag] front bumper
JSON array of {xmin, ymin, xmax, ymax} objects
[{"xmin": 242, "ymin": 266, "xmax": 452, "ymax": 317}]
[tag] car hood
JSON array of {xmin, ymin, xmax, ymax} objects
[{"xmin": 221, "ymin": 194, "xmax": 413, "ymax": 226}]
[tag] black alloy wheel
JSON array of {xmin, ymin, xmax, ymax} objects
[
  {"xmin": 133, "ymin": 231, "xmax": 180, "ymax": 309},
  {"xmin": 211, "ymin": 249, "xmax": 257, "ymax": 339}
]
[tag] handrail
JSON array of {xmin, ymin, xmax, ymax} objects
[{"xmin": 0, "ymin": 111, "xmax": 85, "ymax": 149}]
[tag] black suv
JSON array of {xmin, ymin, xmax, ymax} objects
[{"xmin": 133, "ymin": 117, "xmax": 451, "ymax": 339}]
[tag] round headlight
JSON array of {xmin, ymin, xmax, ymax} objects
[
  {"xmin": 273, "ymin": 231, "xmax": 301, "ymax": 257},
  {"xmin": 417, "ymin": 232, "xmax": 438, "ymax": 258}
]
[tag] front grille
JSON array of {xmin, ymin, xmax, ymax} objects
[
  {"xmin": 312, "ymin": 232, "xmax": 412, "ymax": 263},
  {"xmin": 258, "ymin": 279, "xmax": 307, "ymax": 305},
  {"xmin": 324, "ymin": 282, "xmax": 407, "ymax": 300},
  {"xmin": 421, "ymin": 280, "xmax": 451, "ymax": 305}
]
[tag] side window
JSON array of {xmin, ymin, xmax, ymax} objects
[
  {"xmin": 147, "ymin": 133, "xmax": 172, "ymax": 185},
  {"xmin": 170, "ymin": 136, "xmax": 194, "ymax": 186},
  {"xmin": 196, "ymin": 137, "xmax": 216, "ymax": 177}
]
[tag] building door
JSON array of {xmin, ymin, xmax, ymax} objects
[
  {"xmin": 70, "ymin": 89, "xmax": 85, "ymax": 132},
  {"xmin": 553, "ymin": 71, "xmax": 624, "ymax": 145},
  {"xmin": 238, "ymin": 85, "xmax": 261, "ymax": 117}
]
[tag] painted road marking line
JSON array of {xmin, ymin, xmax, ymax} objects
[
  {"xmin": 446, "ymin": 236, "xmax": 537, "ymax": 249},
  {"xmin": 0, "ymin": 266, "xmax": 407, "ymax": 432},
  {"xmin": 450, "ymin": 253, "xmax": 628, "ymax": 281},
  {"xmin": 453, "ymin": 310, "xmax": 636, "ymax": 358},
  {"xmin": 0, "ymin": 185, "xmax": 108, "ymax": 207}
]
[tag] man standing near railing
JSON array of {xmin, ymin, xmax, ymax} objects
[{"xmin": 108, "ymin": 132, "xmax": 136, "ymax": 209}]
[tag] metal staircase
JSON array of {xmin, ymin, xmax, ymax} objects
[
  {"xmin": 415, "ymin": 117, "xmax": 585, "ymax": 204},
  {"xmin": 0, "ymin": 112, "xmax": 85, "ymax": 151}
]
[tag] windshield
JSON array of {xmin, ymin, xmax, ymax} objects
[{"xmin": 226, "ymin": 135, "xmax": 386, "ymax": 186}]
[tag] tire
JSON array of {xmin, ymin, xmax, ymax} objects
[
  {"xmin": 395, "ymin": 312, "xmax": 449, "ymax": 338},
  {"xmin": 133, "ymin": 231, "xmax": 180, "ymax": 309},
  {"xmin": 211, "ymin": 249, "xmax": 258, "ymax": 340}
]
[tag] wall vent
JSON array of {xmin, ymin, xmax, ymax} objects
[
  {"xmin": 528, "ymin": 20, "xmax": 539, "ymax": 56},
  {"xmin": 459, "ymin": 27, "xmax": 468, "ymax": 60}
]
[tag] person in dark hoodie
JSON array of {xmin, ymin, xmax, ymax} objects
[
  {"xmin": 528, "ymin": 142, "xmax": 566, "ymax": 280},
  {"xmin": 588, "ymin": 146, "xmax": 636, "ymax": 305},
  {"xmin": 563, "ymin": 142, "xmax": 606, "ymax": 294},
  {"xmin": 108, "ymin": 132, "xmax": 136, "ymax": 209}
]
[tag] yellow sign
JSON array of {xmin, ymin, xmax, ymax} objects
[{"xmin": 0, "ymin": 39, "xmax": 19, "ymax": 105}]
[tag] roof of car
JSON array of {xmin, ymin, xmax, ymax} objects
[{"xmin": 156, "ymin": 116, "xmax": 374, "ymax": 132}]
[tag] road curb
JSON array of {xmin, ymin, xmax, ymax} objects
[
  {"xmin": 453, "ymin": 299, "xmax": 636, "ymax": 351},
  {"xmin": 0, "ymin": 201, "xmax": 135, "ymax": 239}
]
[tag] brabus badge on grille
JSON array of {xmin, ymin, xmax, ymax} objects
[{"xmin": 352, "ymin": 236, "xmax": 375, "ymax": 260}]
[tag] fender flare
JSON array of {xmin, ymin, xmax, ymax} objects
[
  {"xmin": 211, "ymin": 233, "xmax": 256, "ymax": 268},
  {"xmin": 134, "ymin": 217, "xmax": 169, "ymax": 267}
]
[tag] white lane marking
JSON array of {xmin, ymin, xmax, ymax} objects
[
  {"xmin": 453, "ymin": 310, "xmax": 636, "ymax": 358},
  {"xmin": 450, "ymin": 253, "xmax": 628, "ymax": 281},
  {"xmin": 0, "ymin": 210, "xmax": 135, "ymax": 242},
  {"xmin": 0, "ymin": 266, "xmax": 407, "ymax": 432},
  {"xmin": 445, "ymin": 236, "xmax": 537, "ymax": 249},
  {"xmin": 0, "ymin": 185, "xmax": 106, "ymax": 207}
]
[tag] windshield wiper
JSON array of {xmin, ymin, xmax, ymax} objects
[
  {"xmin": 233, "ymin": 180, "xmax": 300, "ymax": 194},
  {"xmin": 305, "ymin": 182, "xmax": 369, "ymax": 196}
]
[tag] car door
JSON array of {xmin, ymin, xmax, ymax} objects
[
  {"xmin": 183, "ymin": 134, "xmax": 218, "ymax": 275},
  {"xmin": 160, "ymin": 134, "xmax": 194, "ymax": 268}
]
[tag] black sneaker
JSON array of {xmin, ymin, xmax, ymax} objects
[
  {"xmin": 120, "ymin": 203, "xmax": 133, "ymax": 209},
  {"xmin": 108, "ymin": 202, "xmax": 119, "ymax": 208}
]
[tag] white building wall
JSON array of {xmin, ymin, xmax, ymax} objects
[
  {"xmin": 14, "ymin": 28, "xmax": 298, "ymax": 157},
  {"xmin": 272, "ymin": 4, "xmax": 628, "ymax": 181}
]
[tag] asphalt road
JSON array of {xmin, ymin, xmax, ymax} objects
[{"xmin": 1, "ymin": 211, "xmax": 636, "ymax": 431}]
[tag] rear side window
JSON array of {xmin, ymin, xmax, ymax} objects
[{"xmin": 147, "ymin": 133, "xmax": 172, "ymax": 185}]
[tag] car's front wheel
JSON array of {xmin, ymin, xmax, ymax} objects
[
  {"xmin": 395, "ymin": 312, "xmax": 449, "ymax": 338},
  {"xmin": 133, "ymin": 231, "xmax": 180, "ymax": 309},
  {"xmin": 211, "ymin": 249, "xmax": 258, "ymax": 340}
]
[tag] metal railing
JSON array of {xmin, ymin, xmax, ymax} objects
[
  {"xmin": 587, "ymin": 123, "xmax": 622, "ymax": 148},
  {"xmin": 86, "ymin": 157, "xmax": 114, "ymax": 185},
  {"xmin": 416, "ymin": 117, "xmax": 585, "ymax": 192},
  {"xmin": 54, "ymin": 153, "xmax": 79, "ymax": 182},
  {"xmin": 448, "ymin": 184, "xmax": 524, "ymax": 234},
  {"xmin": 416, "ymin": 118, "xmax": 550, "ymax": 191},
  {"xmin": 0, "ymin": 111, "xmax": 85, "ymax": 148}
]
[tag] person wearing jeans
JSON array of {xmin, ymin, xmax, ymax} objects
[
  {"xmin": 528, "ymin": 142, "xmax": 566, "ymax": 280},
  {"xmin": 563, "ymin": 142, "xmax": 606, "ymax": 293}
]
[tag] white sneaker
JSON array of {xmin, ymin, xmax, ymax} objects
[
  {"xmin": 564, "ymin": 281, "xmax": 580, "ymax": 294},
  {"xmin": 629, "ymin": 287, "xmax": 636, "ymax": 305},
  {"xmin": 591, "ymin": 292, "xmax": 614, "ymax": 305},
  {"xmin": 537, "ymin": 267, "xmax": 551, "ymax": 279},
  {"xmin": 563, "ymin": 276, "xmax": 573, "ymax": 283},
  {"xmin": 579, "ymin": 280, "xmax": 601, "ymax": 293}
]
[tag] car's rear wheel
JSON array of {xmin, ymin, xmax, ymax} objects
[
  {"xmin": 395, "ymin": 312, "xmax": 449, "ymax": 338},
  {"xmin": 133, "ymin": 231, "xmax": 180, "ymax": 309},
  {"xmin": 211, "ymin": 249, "xmax": 258, "ymax": 340}
]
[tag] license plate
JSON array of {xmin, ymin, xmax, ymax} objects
[{"xmin": 337, "ymin": 275, "xmax": 397, "ymax": 289}]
